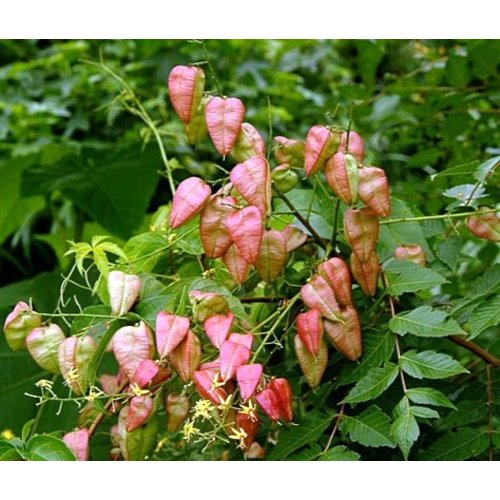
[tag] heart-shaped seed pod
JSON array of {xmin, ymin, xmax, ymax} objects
[
  {"xmin": 274, "ymin": 136, "xmax": 305, "ymax": 168},
  {"xmin": 271, "ymin": 164, "xmax": 299, "ymax": 194},
  {"xmin": 228, "ymin": 333, "xmax": 254, "ymax": 350},
  {"xmin": 205, "ymin": 96, "xmax": 245, "ymax": 156},
  {"xmin": 113, "ymin": 322, "xmax": 154, "ymax": 381},
  {"xmin": 282, "ymin": 225, "xmax": 308, "ymax": 252},
  {"xmin": 222, "ymin": 244, "xmax": 252, "ymax": 284},
  {"xmin": 117, "ymin": 409, "xmax": 159, "ymax": 461},
  {"xmin": 170, "ymin": 177, "xmax": 211, "ymax": 229},
  {"xmin": 344, "ymin": 208, "xmax": 380, "ymax": 262},
  {"xmin": 155, "ymin": 312, "xmax": 190, "ymax": 358},
  {"xmin": 186, "ymin": 96, "xmax": 210, "ymax": 145},
  {"xmin": 394, "ymin": 244, "xmax": 426, "ymax": 267},
  {"xmin": 132, "ymin": 359, "xmax": 159, "ymax": 388},
  {"xmin": 256, "ymin": 388, "xmax": 281, "ymax": 421},
  {"xmin": 323, "ymin": 306, "xmax": 363, "ymax": 361},
  {"xmin": 166, "ymin": 394, "xmax": 190, "ymax": 433},
  {"xmin": 190, "ymin": 291, "xmax": 230, "ymax": 323},
  {"xmin": 296, "ymin": 309, "xmax": 324, "ymax": 357},
  {"xmin": 168, "ymin": 65, "xmax": 205, "ymax": 124},
  {"xmin": 26, "ymin": 323, "xmax": 65, "ymax": 374},
  {"xmin": 200, "ymin": 195, "xmax": 237, "ymax": 258},
  {"xmin": 225, "ymin": 206, "xmax": 264, "ymax": 265},
  {"xmin": 294, "ymin": 335, "xmax": 328, "ymax": 388},
  {"xmin": 63, "ymin": 428, "xmax": 90, "ymax": 461},
  {"xmin": 338, "ymin": 130, "xmax": 365, "ymax": 163},
  {"xmin": 467, "ymin": 209, "xmax": 500, "ymax": 242},
  {"xmin": 204, "ymin": 312, "xmax": 234, "ymax": 349},
  {"xmin": 255, "ymin": 229, "xmax": 288, "ymax": 283},
  {"xmin": 318, "ymin": 257, "xmax": 353, "ymax": 307},
  {"xmin": 231, "ymin": 122, "xmax": 266, "ymax": 162},
  {"xmin": 125, "ymin": 395, "xmax": 155, "ymax": 432},
  {"xmin": 300, "ymin": 275, "xmax": 341, "ymax": 322},
  {"xmin": 108, "ymin": 271, "xmax": 141, "ymax": 317},
  {"xmin": 169, "ymin": 330, "xmax": 201, "ymax": 382},
  {"xmin": 220, "ymin": 340, "xmax": 251, "ymax": 382},
  {"xmin": 58, "ymin": 336, "xmax": 97, "ymax": 395},
  {"xmin": 193, "ymin": 368, "xmax": 228, "ymax": 405},
  {"xmin": 3, "ymin": 301, "xmax": 42, "ymax": 351},
  {"xmin": 268, "ymin": 378, "xmax": 294, "ymax": 422},
  {"xmin": 236, "ymin": 363, "xmax": 263, "ymax": 401},
  {"xmin": 304, "ymin": 125, "xmax": 341, "ymax": 176},
  {"xmin": 235, "ymin": 412, "xmax": 260, "ymax": 450},
  {"xmin": 350, "ymin": 251, "xmax": 380, "ymax": 296},
  {"xmin": 358, "ymin": 166, "xmax": 391, "ymax": 217},
  {"xmin": 230, "ymin": 156, "xmax": 272, "ymax": 217},
  {"xmin": 325, "ymin": 152, "xmax": 359, "ymax": 205}
]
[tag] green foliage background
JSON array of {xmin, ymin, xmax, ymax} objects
[{"xmin": 0, "ymin": 40, "xmax": 498, "ymax": 460}]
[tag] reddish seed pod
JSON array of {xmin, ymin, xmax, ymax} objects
[
  {"xmin": 268, "ymin": 378, "xmax": 294, "ymax": 422},
  {"xmin": 344, "ymin": 208, "xmax": 380, "ymax": 262},
  {"xmin": 300, "ymin": 275, "xmax": 341, "ymax": 322},
  {"xmin": 304, "ymin": 125, "xmax": 341, "ymax": 176},
  {"xmin": 350, "ymin": 251, "xmax": 380, "ymax": 296},
  {"xmin": 466, "ymin": 209, "xmax": 500, "ymax": 242},
  {"xmin": 108, "ymin": 271, "xmax": 141, "ymax": 317},
  {"xmin": 168, "ymin": 65, "xmax": 206, "ymax": 124},
  {"xmin": 338, "ymin": 130, "xmax": 365, "ymax": 163},
  {"xmin": 26, "ymin": 323, "xmax": 65, "ymax": 374},
  {"xmin": 3, "ymin": 301, "xmax": 42, "ymax": 352},
  {"xmin": 133, "ymin": 359, "xmax": 171, "ymax": 388},
  {"xmin": 155, "ymin": 312, "xmax": 190, "ymax": 358},
  {"xmin": 220, "ymin": 340, "xmax": 251, "ymax": 382},
  {"xmin": 58, "ymin": 336, "xmax": 97, "ymax": 395},
  {"xmin": 231, "ymin": 122, "xmax": 266, "ymax": 162},
  {"xmin": 256, "ymin": 388, "xmax": 281, "ymax": 421},
  {"xmin": 193, "ymin": 368, "xmax": 227, "ymax": 405},
  {"xmin": 170, "ymin": 177, "xmax": 211, "ymax": 229},
  {"xmin": 323, "ymin": 307, "xmax": 362, "ymax": 361},
  {"xmin": 63, "ymin": 428, "xmax": 90, "ymax": 461},
  {"xmin": 294, "ymin": 335, "xmax": 328, "ymax": 388},
  {"xmin": 222, "ymin": 244, "xmax": 252, "ymax": 284},
  {"xmin": 255, "ymin": 229, "xmax": 288, "ymax": 283},
  {"xmin": 225, "ymin": 206, "xmax": 264, "ymax": 265},
  {"xmin": 274, "ymin": 136, "xmax": 305, "ymax": 168},
  {"xmin": 318, "ymin": 257, "xmax": 353, "ymax": 307},
  {"xmin": 205, "ymin": 96, "xmax": 245, "ymax": 156},
  {"xmin": 394, "ymin": 244, "xmax": 426, "ymax": 267},
  {"xmin": 236, "ymin": 363, "xmax": 263, "ymax": 401},
  {"xmin": 282, "ymin": 225, "xmax": 308, "ymax": 252},
  {"xmin": 166, "ymin": 394, "xmax": 190, "ymax": 433},
  {"xmin": 125, "ymin": 396, "xmax": 155, "ymax": 432},
  {"xmin": 296, "ymin": 309, "xmax": 324, "ymax": 357},
  {"xmin": 228, "ymin": 333, "xmax": 253, "ymax": 350},
  {"xmin": 235, "ymin": 412, "xmax": 260, "ymax": 450},
  {"xmin": 358, "ymin": 166, "xmax": 391, "ymax": 218},
  {"xmin": 325, "ymin": 152, "xmax": 359, "ymax": 205},
  {"xmin": 204, "ymin": 312, "xmax": 234, "ymax": 349},
  {"xmin": 169, "ymin": 330, "xmax": 201, "ymax": 382}
]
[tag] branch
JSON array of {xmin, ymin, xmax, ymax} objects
[
  {"xmin": 240, "ymin": 296, "xmax": 285, "ymax": 304},
  {"xmin": 449, "ymin": 336, "xmax": 500, "ymax": 368},
  {"xmin": 323, "ymin": 403, "xmax": 346, "ymax": 453}
]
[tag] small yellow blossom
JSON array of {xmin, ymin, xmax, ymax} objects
[
  {"xmin": 130, "ymin": 383, "xmax": 150, "ymax": 397},
  {"xmin": 35, "ymin": 379, "xmax": 54, "ymax": 390},
  {"xmin": 65, "ymin": 368, "xmax": 80, "ymax": 383},
  {"xmin": 239, "ymin": 400, "xmax": 258, "ymax": 422},
  {"xmin": 217, "ymin": 394, "xmax": 233, "ymax": 411},
  {"xmin": 182, "ymin": 419, "xmax": 200, "ymax": 442},
  {"xmin": 228, "ymin": 427, "xmax": 248, "ymax": 449},
  {"xmin": 86, "ymin": 386, "xmax": 106, "ymax": 402},
  {"xmin": 1, "ymin": 429, "xmax": 15, "ymax": 440},
  {"xmin": 211, "ymin": 373, "xmax": 226, "ymax": 390},
  {"xmin": 193, "ymin": 399, "xmax": 215, "ymax": 420}
]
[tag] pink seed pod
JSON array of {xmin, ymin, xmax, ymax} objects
[
  {"xmin": 63, "ymin": 428, "xmax": 90, "ymax": 461},
  {"xmin": 26, "ymin": 323, "xmax": 65, "ymax": 374},
  {"xmin": 166, "ymin": 394, "xmax": 191, "ymax": 433},
  {"xmin": 200, "ymin": 195, "xmax": 238, "ymax": 258},
  {"xmin": 231, "ymin": 122, "xmax": 266, "ymax": 162},
  {"xmin": 236, "ymin": 363, "xmax": 263, "ymax": 401},
  {"xmin": 219, "ymin": 340, "xmax": 251, "ymax": 382},
  {"xmin": 255, "ymin": 229, "xmax": 288, "ymax": 283},
  {"xmin": 268, "ymin": 378, "xmax": 294, "ymax": 422},
  {"xmin": 155, "ymin": 312, "xmax": 190, "ymax": 358},
  {"xmin": 394, "ymin": 244, "xmax": 426, "ymax": 267},
  {"xmin": 228, "ymin": 333, "xmax": 253, "ymax": 350},
  {"xmin": 256, "ymin": 388, "xmax": 281, "ymax": 421},
  {"xmin": 205, "ymin": 96, "xmax": 245, "ymax": 156},
  {"xmin": 358, "ymin": 166, "xmax": 391, "ymax": 218},
  {"xmin": 204, "ymin": 312, "xmax": 234, "ymax": 349},
  {"xmin": 230, "ymin": 156, "xmax": 272, "ymax": 217},
  {"xmin": 225, "ymin": 206, "xmax": 264, "ymax": 265},
  {"xmin": 100, "ymin": 374, "xmax": 119, "ymax": 395},
  {"xmin": 222, "ymin": 244, "xmax": 252, "ymax": 285},
  {"xmin": 318, "ymin": 257, "xmax": 353, "ymax": 307},
  {"xmin": 338, "ymin": 130, "xmax": 365, "ymax": 163},
  {"xmin": 58, "ymin": 336, "xmax": 97, "ymax": 395},
  {"xmin": 282, "ymin": 225, "xmax": 308, "ymax": 252},
  {"xmin": 466, "ymin": 209, "xmax": 500, "ymax": 242},
  {"xmin": 113, "ymin": 322, "xmax": 154, "ymax": 381},
  {"xmin": 125, "ymin": 395, "xmax": 155, "ymax": 432},
  {"xmin": 294, "ymin": 335, "xmax": 328, "ymax": 388},
  {"xmin": 3, "ymin": 301, "xmax": 42, "ymax": 351},
  {"xmin": 325, "ymin": 152, "xmax": 359, "ymax": 205},
  {"xmin": 344, "ymin": 208, "xmax": 380, "ymax": 262},
  {"xmin": 300, "ymin": 275, "xmax": 341, "ymax": 322},
  {"xmin": 193, "ymin": 368, "xmax": 227, "ymax": 405},
  {"xmin": 296, "ymin": 309, "xmax": 324, "ymax": 357},
  {"xmin": 304, "ymin": 125, "xmax": 341, "ymax": 176},
  {"xmin": 132, "ymin": 359, "xmax": 159, "ymax": 388},
  {"xmin": 108, "ymin": 271, "xmax": 141, "ymax": 317},
  {"xmin": 169, "ymin": 330, "xmax": 201, "ymax": 382},
  {"xmin": 170, "ymin": 177, "xmax": 212, "ymax": 229},
  {"xmin": 350, "ymin": 251, "xmax": 380, "ymax": 297},
  {"xmin": 274, "ymin": 136, "xmax": 305, "ymax": 169},
  {"xmin": 323, "ymin": 306, "xmax": 363, "ymax": 361},
  {"xmin": 168, "ymin": 65, "xmax": 205, "ymax": 124}
]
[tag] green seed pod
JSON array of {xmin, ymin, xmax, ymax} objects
[
  {"xmin": 3, "ymin": 301, "xmax": 42, "ymax": 351},
  {"xmin": 26, "ymin": 324, "xmax": 65, "ymax": 374},
  {"xmin": 272, "ymin": 164, "xmax": 299, "ymax": 194}
]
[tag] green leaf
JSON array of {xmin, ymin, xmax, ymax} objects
[
  {"xmin": 25, "ymin": 435, "xmax": 76, "ymax": 461},
  {"xmin": 389, "ymin": 306, "xmax": 466, "ymax": 338},
  {"xmin": 342, "ymin": 362, "xmax": 399, "ymax": 404},
  {"xmin": 430, "ymin": 160, "xmax": 479, "ymax": 181},
  {"xmin": 123, "ymin": 232, "xmax": 168, "ymax": 273},
  {"xmin": 319, "ymin": 445, "xmax": 360, "ymax": 461},
  {"xmin": 340, "ymin": 405, "xmax": 396, "ymax": 448},
  {"xmin": 475, "ymin": 156, "xmax": 499, "ymax": 183},
  {"xmin": 400, "ymin": 350, "xmax": 468, "ymax": 380},
  {"xmin": 384, "ymin": 260, "xmax": 447, "ymax": 296},
  {"xmin": 390, "ymin": 400, "xmax": 419, "ymax": 460},
  {"xmin": 420, "ymin": 428, "xmax": 489, "ymax": 461},
  {"xmin": 406, "ymin": 387, "xmax": 456, "ymax": 409},
  {"xmin": 267, "ymin": 411, "xmax": 335, "ymax": 460},
  {"xmin": 437, "ymin": 401, "xmax": 489, "ymax": 431},
  {"xmin": 286, "ymin": 444, "xmax": 322, "ymax": 461},
  {"xmin": 21, "ymin": 419, "xmax": 36, "ymax": 442},
  {"xmin": 410, "ymin": 406, "xmax": 440, "ymax": 419},
  {"xmin": 468, "ymin": 297, "xmax": 500, "ymax": 339},
  {"xmin": 337, "ymin": 329, "xmax": 394, "ymax": 387},
  {"xmin": 435, "ymin": 235, "xmax": 461, "ymax": 273}
]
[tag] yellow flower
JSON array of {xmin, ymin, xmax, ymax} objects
[
  {"xmin": 239, "ymin": 400, "xmax": 258, "ymax": 422},
  {"xmin": 182, "ymin": 419, "xmax": 200, "ymax": 442},
  {"xmin": 35, "ymin": 379, "xmax": 54, "ymax": 390},
  {"xmin": 1, "ymin": 429, "xmax": 15, "ymax": 440},
  {"xmin": 217, "ymin": 394, "xmax": 233, "ymax": 411},
  {"xmin": 130, "ymin": 383, "xmax": 150, "ymax": 397},
  {"xmin": 193, "ymin": 399, "xmax": 215, "ymax": 420},
  {"xmin": 228, "ymin": 427, "xmax": 248, "ymax": 449}
]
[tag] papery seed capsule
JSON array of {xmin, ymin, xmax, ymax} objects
[
  {"xmin": 305, "ymin": 125, "xmax": 341, "ymax": 176},
  {"xmin": 155, "ymin": 312, "xmax": 190, "ymax": 358},
  {"xmin": 222, "ymin": 244, "xmax": 252, "ymax": 285},
  {"xmin": 274, "ymin": 136, "xmax": 305, "ymax": 169},
  {"xmin": 169, "ymin": 330, "xmax": 201, "ymax": 382},
  {"xmin": 117, "ymin": 409, "xmax": 159, "ymax": 461},
  {"xmin": 323, "ymin": 306, "xmax": 362, "ymax": 361},
  {"xmin": 204, "ymin": 312, "xmax": 234, "ymax": 349},
  {"xmin": 394, "ymin": 244, "xmax": 426, "ymax": 267},
  {"xmin": 294, "ymin": 335, "xmax": 328, "ymax": 389},
  {"xmin": 344, "ymin": 208, "xmax": 380, "ymax": 262},
  {"xmin": 318, "ymin": 257, "xmax": 353, "ymax": 307},
  {"xmin": 300, "ymin": 275, "xmax": 341, "ymax": 322},
  {"xmin": 166, "ymin": 394, "xmax": 190, "ymax": 433},
  {"xmin": 133, "ymin": 359, "xmax": 159, "ymax": 388},
  {"xmin": 271, "ymin": 164, "xmax": 299, "ymax": 194},
  {"xmin": 228, "ymin": 333, "xmax": 253, "ymax": 350},
  {"xmin": 3, "ymin": 301, "xmax": 42, "ymax": 351},
  {"xmin": 205, "ymin": 96, "xmax": 245, "ymax": 156},
  {"xmin": 282, "ymin": 225, "xmax": 308, "ymax": 252},
  {"xmin": 467, "ymin": 209, "xmax": 500, "ymax": 242},
  {"xmin": 268, "ymin": 378, "xmax": 294, "ymax": 422},
  {"xmin": 296, "ymin": 309, "xmax": 324, "ymax": 357},
  {"xmin": 168, "ymin": 65, "xmax": 205, "ymax": 124},
  {"xmin": 358, "ymin": 166, "xmax": 391, "ymax": 218},
  {"xmin": 193, "ymin": 368, "xmax": 227, "ymax": 405},
  {"xmin": 58, "ymin": 336, "xmax": 97, "ymax": 395},
  {"xmin": 231, "ymin": 122, "xmax": 266, "ymax": 162},
  {"xmin": 236, "ymin": 363, "xmax": 263, "ymax": 401},
  {"xmin": 170, "ymin": 177, "xmax": 211, "ymax": 229},
  {"xmin": 350, "ymin": 251, "xmax": 380, "ymax": 296},
  {"xmin": 245, "ymin": 441, "xmax": 266, "ymax": 459},
  {"xmin": 186, "ymin": 96, "xmax": 210, "ymax": 145},
  {"xmin": 338, "ymin": 130, "xmax": 365, "ymax": 163},
  {"xmin": 256, "ymin": 388, "xmax": 281, "ymax": 421},
  {"xmin": 325, "ymin": 152, "xmax": 359, "ymax": 205},
  {"xmin": 225, "ymin": 206, "xmax": 264, "ymax": 265},
  {"xmin": 26, "ymin": 323, "xmax": 65, "ymax": 374},
  {"xmin": 220, "ymin": 340, "xmax": 251, "ymax": 382},
  {"xmin": 236, "ymin": 412, "xmax": 260, "ymax": 450},
  {"xmin": 255, "ymin": 229, "xmax": 288, "ymax": 283},
  {"xmin": 108, "ymin": 271, "xmax": 141, "ymax": 317},
  {"xmin": 63, "ymin": 428, "xmax": 90, "ymax": 461},
  {"xmin": 190, "ymin": 291, "xmax": 230, "ymax": 323},
  {"xmin": 125, "ymin": 395, "xmax": 155, "ymax": 432}
]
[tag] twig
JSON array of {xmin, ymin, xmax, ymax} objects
[
  {"xmin": 323, "ymin": 403, "xmax": 346, "ymax": 453},
  {"xmin": 449, "ymin": 336, "xmax": 500, "ymax": 368},
  {"xmin": 486, "ymin": 365, "xmax": 495, "ymax": 461},
  {"xmin": 240, "ymin": 297, "xmax": 285, "ymax": 304}
]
